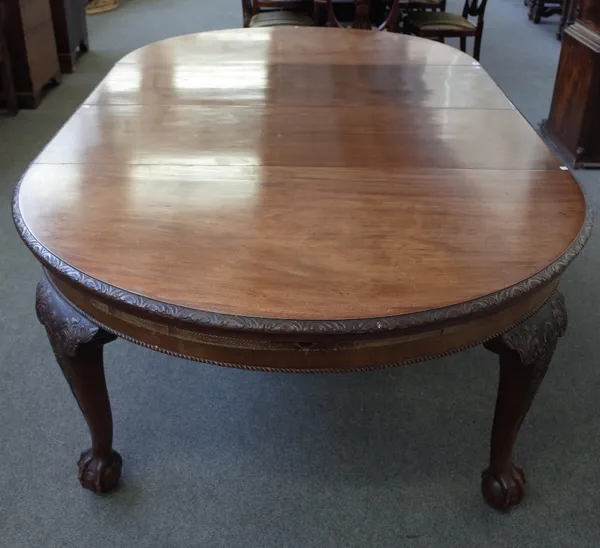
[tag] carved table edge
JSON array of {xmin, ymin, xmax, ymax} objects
[
  {"xmin": 12, "ymin": 174, "xmax": 593, "ymax": 336},
  {"xmin": 43, "ymin": 273, "xmax": 559, "ymax": 374}
]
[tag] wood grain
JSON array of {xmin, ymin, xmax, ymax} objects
[
  {"xmin": 20, "ymin": 164, "xmax": 584, "ymax": 319},
  {"xmin": 117, "ymin": 27, "xmax": 478, "ymax": 67},
  {"xmin": 35, "ymin": 106, "xmax": 559, "ymax": 170},
  {"xmin": 85, "ymin": 63, "xmax": 513, "ymax": 109},
  {"xmin": 17, "ymin": 27, "xmax": 585, "ymax": 321},
  {"xmin": 581, "ymin": 0, "xmax": 600, "ymax": 31}
]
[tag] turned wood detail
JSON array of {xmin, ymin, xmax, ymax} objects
[
  {"xmin": 482, "ymin": 291, "xmax": 567, "ymax": 510},
  {"xmin": 36, "ymin": 276, "xmax": 122, "ymax": 493}
]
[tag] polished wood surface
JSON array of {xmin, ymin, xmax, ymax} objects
[
  {"xmin": 579, "ymin": 0, "xmax": 599, "ymax": 30},
  {"xmin": 21, "ymin": 164, "xmax": 582, "ymax": 320},
  {"xmin": 19, "ymin": 28, "xmax": 584, "ymax": 320},
  {"xmin": 544, "ymin": 0, "xmax": 600, "ymax": 167}
]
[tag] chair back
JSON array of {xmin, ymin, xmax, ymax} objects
[
  {"xmin": 462, "ymin": 0, "xmax": 488, "ymax": 19},
  {"xmin": 327, "ymin": 0, "xmax": 401, "ymax": 31},
  {"xmin": 241, "ymin": 0, "xmax": 253, "ymax": 26},
  {"xmin": 242, "ymin": 0, "xmax": 312, "ymax": 27}
]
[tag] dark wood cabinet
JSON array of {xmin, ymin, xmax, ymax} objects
[
  {"xmin": 50, "ymin": 0, "xmax": 89, "ymax": 73},
  {"xmin": 0, "ymin": 0, "xmax": 18, "ymax": 115},
  {"xmin": 543, "ymin": 0, "xmax": 600, "ymax": 168},
  {"xmin": 4, "ymin": 0, "xmax": 60, "ymax": 108},
  {"xmin": 558, "ymin": 0, "xmax": 582, "ymax": 40}
]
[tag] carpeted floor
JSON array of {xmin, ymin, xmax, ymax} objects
[{"xmin": 1, "ymin": 1, "xmax": 599, "ymax": 547}]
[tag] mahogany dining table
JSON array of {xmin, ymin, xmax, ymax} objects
[{"xmin": 13, "ymin": 27, "xmax": 590, "ymax": 511}]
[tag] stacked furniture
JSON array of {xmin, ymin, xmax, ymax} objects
[
  {"xmin": 325, "ymin": 0, "xmax": 402, "ymax": 30},
  {"xmin": 527, "ymin": 0, "xmax": 563, "ymax": 24},
  {"xmin": 3, "ymin": 0, "xmax": 61, "ymax": 108},
  {"xmin": 240, "ymin": 0, "xmax": 490, "ymax": 60},
  {"xmin": 543, "ymin": 0, "xmax": 600, "ymax": 167},
  {"xmin": 0, "ymin": 0, "xmax": 17, "ymax": 115},
  {"xmin": 50, "ymin": 0, "xmax": 89, "ymax": 73}
]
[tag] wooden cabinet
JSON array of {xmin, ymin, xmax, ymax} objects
[
  {"xmin": 4, "ymin": 0, "xmax": 60, "ymax": 108},
  {"xmin": 0, "ymin": 0, "xmax": 18, "ymax": 115},
  {"xmin": 558, "ymin": 0, "xmax": 582, "ymax": 39},
  {"xmin": 50, "ymin": 0, "xmax": 89, "ymax": 73},
  {"xmin": 543, "ymin": 0, "xmax": 600, "ymax": 168}
]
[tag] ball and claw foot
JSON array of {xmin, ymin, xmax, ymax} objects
[
  {"xmin": 481, "ymin": 463, "xmax": 526, "ymax": 511},
  {"xmin": 77, "ymin": 449, "xmax": 123, "ymax": 493}
]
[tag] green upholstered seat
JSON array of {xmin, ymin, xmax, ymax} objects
[
  {"xmin": 404, "ymin": 11, "xmax": 475, "ymax": 31},
  {"xmin": 249, "ymin": 10, "xmax": 314, "ymax": 27}
]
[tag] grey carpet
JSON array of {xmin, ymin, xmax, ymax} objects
[{"xmin": 1, "ymin": 0, "xmax": 600, "ymax": 546}]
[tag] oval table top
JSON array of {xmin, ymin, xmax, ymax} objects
[{"xmin": 14, "ymin": 28, "xmax": 590, "ymax": 333}]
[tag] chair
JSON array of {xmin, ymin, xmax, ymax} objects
[
  {"xmin": 0, "ymin": 0, "xmax": 17, "ymax": 115},
  {"xmin": 326, "ymin": 0, "xmax": 402, "ymax": 31},
  {"xmin": 527, "ymin": 0, "xmax": 563, "ymax": 24},
  {"xmin": 403, "ymin": 0, "xmax": 488, "ymax": 61},
  {"xmin": 407, "ymin": 0, "xmax": 446, "ymax": 13},
  {"xmin": 87, "ymin": 0, "xmax": 119, "ymax": 15},
  {"xmin": 241, "ymin": 0, "xmax": 314, "ymax": 28}
]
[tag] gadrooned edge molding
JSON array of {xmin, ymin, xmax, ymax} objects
[{"xmin": 12, "ymin": 176, "xmax": 593, "ymax": 336}]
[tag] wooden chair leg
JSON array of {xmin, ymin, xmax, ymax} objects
[
  {"xmin": 532, "ymin": 0, "xmax": 544, "ymax": 23},
  {"xmin": 473, "ymin": 25, "xmax": 484, "ymax": 61},
  {"xmin": 460, "ymin": 36, "xmax": 467, "ymax": 52}
]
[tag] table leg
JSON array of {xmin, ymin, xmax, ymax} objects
[
  {"xmin": 36, "ymin": 276, "xmax": 121, "ymax": 493},
  {"xmin": 482, "ymin": 290, "xmax": 567, "ymax": 510}
]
